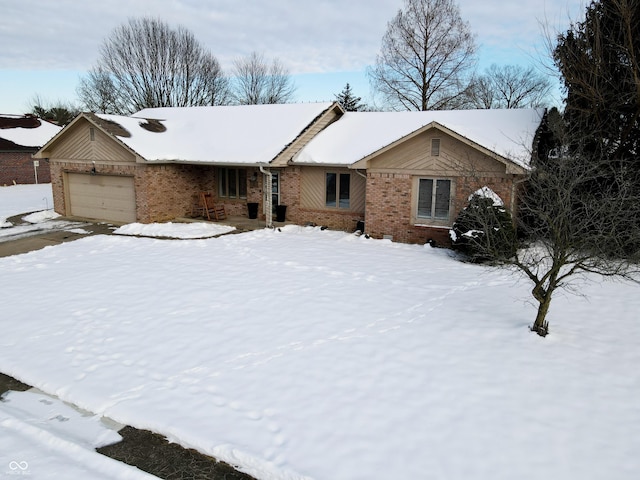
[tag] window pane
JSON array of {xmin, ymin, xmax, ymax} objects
[
  {"xmin": 339, "ymin": 173, "xmax": 350, "ymax": 208},
  {"xmin": 417, "ymin": 179, "xmax": 433, "ymax": 218},
  {"xmin": 434, "ymin": 179, "xmax": 451, "ymax": 219},
  {"xmin": 325, "ymin": 173, "xmax": 336, "ymax": 207},
  {"xmin": 229, "ymin": 168, "xmax": 237, "ymax": 198},
  {"xmin": 219, "ymin": 168, "xmax": 227, "ymax": 197},
  {"xmin": 272, "ymin": 172, "xmax": 279, "ymax": 210},
  {"xmin": 238, "ymin": 169, "xmax": 247, "ymax": 198}
]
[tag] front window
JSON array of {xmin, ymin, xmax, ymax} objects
[
  {"xmin": 326, "ymin": 172, "xmax": 350, "ymax": 209},
  {"xmin": 218, "ymin": 168, "xmax": 247, "ymax": 199},
  {"xmin": 417, "ymin": 178, "xmax": 451, "ymax": 220}
]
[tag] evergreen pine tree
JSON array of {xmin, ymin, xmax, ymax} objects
[
  {"xmin": 334, "ymin": 83, "xmax": 366, "ymax": 111},
  {"xmin": 554, "ymin": 0, "xmax": 640, "ymax": 164}
]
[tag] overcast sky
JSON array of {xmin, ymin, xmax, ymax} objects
[{"xmin": 1, "ymin": 0, "xmax": 584, "ymax": 113}]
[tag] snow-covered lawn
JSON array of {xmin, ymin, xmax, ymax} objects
[
  {"xmin": 0, "ymin": 184, "xmax": 639, "ymax": 479},
  {"xmin": 0, "ymin": 184, "xmax": 53, "ymax": 227}
]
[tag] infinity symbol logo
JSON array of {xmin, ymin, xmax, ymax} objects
[{"xmin": 9, "ymin": 461, "xmax": 28, "ymax": 471}]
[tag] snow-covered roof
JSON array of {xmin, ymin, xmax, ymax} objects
[
  {"xmin": 93, "ymin": 102, "xmax": 336, "ymax": 164},
  {"xmin": 0, "ymin": 115, "xmax": 62, "ymax": 148},
  {"xmin": 294, "ymin": 109, "xmax": 544, "ymax": 168}
]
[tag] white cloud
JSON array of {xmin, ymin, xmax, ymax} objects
[
  {"xmin": 0, "ymin": 0, "xmax": 585, "ymax": 111},
  {"xmin": 2, "ymin": 0, "xmax": 585, "ymax": 72}
]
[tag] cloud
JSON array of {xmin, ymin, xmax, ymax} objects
[
  {"xmin": 1, "ymin": 0, "xmax": 399, "ymax": 73},
  {"xmin": 2, "ymin": 0, "xmax": 585, "ymax": 75}
]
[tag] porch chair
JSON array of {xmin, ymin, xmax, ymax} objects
[{"xmin": 200, "ymin": 192, "xmax": 227, "ymax": 221}]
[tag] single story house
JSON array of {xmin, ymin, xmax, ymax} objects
[
  {"xmin": 0, "ymin": 114, "xmax": 61, "ymax": 185},
  {"xmin": 34, "ymin": 102, "xmax": 543, "ymax": 245}
]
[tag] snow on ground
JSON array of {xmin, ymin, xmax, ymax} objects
[
  {"xmin": 0, "ymin": 184, "xmax": 234, "ymax": 241},
  {"xmin": 0, "ymin": 184, "xmax": 53, "ymax": 227},
  {"xmin": 0, "ymin": 184, "xmax": 89, "ymax": 240},
  {"xmin": 0, "ymin": 185, "xmax": 639, "ymax": 480},
  {"xmin": 114, "ymin": 222, "xmax": 235, "ymax": 239},
  {"xmin": 0, "ymin": 390, "xmax": 157, "ymax": 479}
]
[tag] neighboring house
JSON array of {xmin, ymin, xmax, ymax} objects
[
  {"xmin": 35, "ymin": 102, "xmax": 543, "ymax": 245},
  {"xmin": 0, "ymin": 114, "xmax": 61, "ymax": 185}
]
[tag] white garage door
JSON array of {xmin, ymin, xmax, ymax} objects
[{"xmin": 67, "ymin": 173, "xmax": 136, "ymax": 223}]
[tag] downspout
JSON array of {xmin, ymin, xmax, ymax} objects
[{"xmin": 259, "ymin": 164, "xmax": 273, "ymax": 228}]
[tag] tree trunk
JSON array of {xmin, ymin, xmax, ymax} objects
[{"xmin": 531, "ymin": 293, "xmax": 552, "ymax": 337}]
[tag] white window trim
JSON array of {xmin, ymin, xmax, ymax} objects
[{"xmin": 411, "ymin": 176, "xmax": 455, "ymax": 226}]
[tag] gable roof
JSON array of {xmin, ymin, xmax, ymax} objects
[
  {"xmin": 292, "ymin": 109, "xmax": 544, "ymax": 169},
  {"xmin": 0, "ymin": 114, "xmax": 62, "ymax": 149},
  {"xmin": 37, "ymin": 103, "xmax": 340, "ymax": 165}
]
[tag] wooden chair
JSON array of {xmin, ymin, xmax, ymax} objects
[
  {"xmin": 200, "ymin": 192, "xmax": 227, "ymax": 221},
  {"xmin": 212, "ymin": 203, "xmax": 227, "ymax": 221}
]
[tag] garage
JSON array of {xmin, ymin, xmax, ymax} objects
[{"xmin": 67, "ymin": 173, "xmax": 136, "ymax": 223}]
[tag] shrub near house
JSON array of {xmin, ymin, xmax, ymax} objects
[{"xmin": 451, "ymin": 187, "xmax": 516, "ymax": 261}]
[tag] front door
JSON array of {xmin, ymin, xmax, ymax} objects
[{"xmin": 271, "ymin": 172, "xmax": 280, "ymax": 212}]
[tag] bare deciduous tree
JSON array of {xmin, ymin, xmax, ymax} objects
[
  {"xmin": 368, "ymin": 0, "xmax": 476, "ymax": 111},
  {"xmin": 77, "ymin": 67, "xmax": 126, "ymax": 115},
  {"xmin": 453, "ymin": 115, "xmax": 640, "ymax": 336},
  {"xmin": 231, "ymin": 52, "xmax": 296, "ymax": 105},
  {"xmin": 78, "ymin": 17, "xmax": 230, "ymax": 114},
  {"xmin": 465, "ymin": 64, "xmax": 552, "ymax": 109}
]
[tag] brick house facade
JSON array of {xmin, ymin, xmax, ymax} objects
[
  {"xmin": 0, "ymin": 149, "xmax": 51, "ymax": 186},
  {"xmin": 35, "ymin": 104, "xmax": 542, "ymax": 246}
]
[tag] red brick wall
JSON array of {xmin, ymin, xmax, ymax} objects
[
  {"xmin": 50, "ymin": 160, "xmax": 65, "ymax": 215},
  {"xmin": 279, "ymin": 167, "xmax": 300, "ymax": 221},
  {"xmin": 365, "ymin": 172, "xmax": 417, "ymax": 243},
  {"xmin": 364, "ymin": 172, "xmax": 520, "ymax": 246},
  {"xmin": 0, "ymin": 151, "xmax": 51, "ymax": 185},
  {"xmin": 51, "ymin": 161, "xmax": 264, "ymax": 223},
  {"xmin": 136, "ymin": 164, "xmax": 216, "ymax": 222},
  {"xmin": 296, "ymin": 208, "xmax": 364, "ymax": 231}
]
